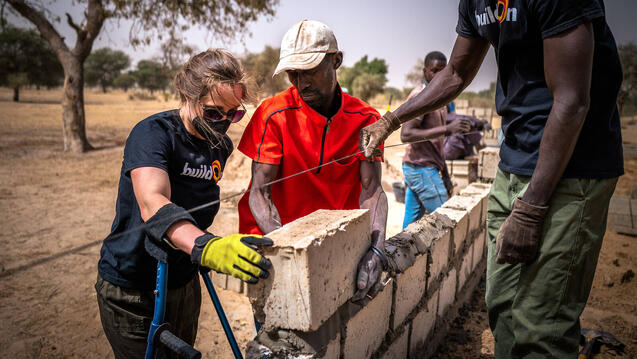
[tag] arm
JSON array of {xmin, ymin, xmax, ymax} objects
[
  {"xmin": 131, "ymin": 166, "xmax": 272, "ymax": 282},
  {"xmin": 352, "ymin": 161, "xmax": 389, "ymax": 304},
  {"xmin": 496, "ymin": 22, "xmax": 595, "ymax": 264},
  {"xmin": 359, "ymin": 161, "xmax": 387, "ymax": 250},
  {"xmin": 360, "ymin": 35, "xmax": 489, "ymax": 158},
  {"xmin": 394, "ymin": 36, "xmax": 490, "ymax": 123},
  {"xmin": 248, "ymin": 161, "xmax": 283, "ymax": 234},
  {"xmin": 131, "ymin": 167, "xmax": 203, "ymax": 254},
  {"xmin": 522, "ymin": 22, "xmax": 594, "ymax": 206},
  {"xmin": 400, "ymin": 114, "xmax": 470, "ymax": 143}
]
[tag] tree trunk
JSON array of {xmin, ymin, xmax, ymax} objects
[
  {"xmin": 61, "ymin": 58, "xmax": 92, "ymax": 152},
  {"xmin": 13, "ymin": 86, "xmax": 19, "ymax": 102},
  {"xmin": 101, "ymin": 83, "xmax": 107, "ymax": 93}
]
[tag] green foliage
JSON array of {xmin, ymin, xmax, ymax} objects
[
  {"xmin": 128, "ymin": 92, "xmax": 157, "ymax": 101},
  {"xmin": 618, "ymin": 42, "xmax": 637, "ymax": 116},
  {"xmin": 339, "ymin": 55, "xmax": 388, "ymax": 100},
  {"xmin": 242, "ymin": 45, "xmax": 289, "ymax": 97},
  {"xmin": 352, "ymin": 73, "xmax": 386, "ymax": 102},
  {"xmin": 85, "ymin": 47, "xmax": 131, "ymax": 92},
  {"xmin": 0, "ymin": 25, "xmax": 63, "ymax": 96},
  {"xmin": 404, "ymin": 58, "xmax": 424, "ymax": 86},
  {"xmin": 457, "ymin": 81, "xmax": 497, "ymax": 109},
  {"xmin": 113, "ymin": 72, "xmax": 136, "ymax": 92},
  {"xmin": 133, "ymin": 60, "xmax": 170, "ymax": 94}
]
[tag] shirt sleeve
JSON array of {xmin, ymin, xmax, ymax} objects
[
  {"xmin": 123, "ymin": 119, "xmax": 171, "ymax": 176},
  {"xmin": 456, "ymin": 0, "xmax": 480, "ymax": 38},
  {"xmin": 238, "ymin": 105, "xmax": 283, "ymax": 165},
  {"xmin": 530, "ymin": 0, "xmax": 604, "ymax": 39}
]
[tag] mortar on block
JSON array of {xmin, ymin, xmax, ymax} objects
[{"xmin": 247, "ymin": 209, "xmax": 371, "ymax": 332}]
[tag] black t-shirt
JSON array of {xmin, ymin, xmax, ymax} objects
[
  {"xmin": 456, "ymin": 0, "xmax": 623, "ymax": 178},
  {"xmin": 98, "ymin": 110, "xmax": 232, "ymax": 290}
]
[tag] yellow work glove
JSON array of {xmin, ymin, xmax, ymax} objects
[{"xmin": 191, "ymin": 233, "xmax": 273, "ymax": 283}]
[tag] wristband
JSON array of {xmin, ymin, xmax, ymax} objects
[
  {"xmin": 370, "ymin": 245, "xmax": 389, "ymax": 271},
  {"xmin": 190, "ymin": 232, "xmax": 218, "ymax": 264}
]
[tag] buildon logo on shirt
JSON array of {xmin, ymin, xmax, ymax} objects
[
  {"xmin": 475, "ymin": 0, "xmax": 517, "ymax": 26},
  {"xmin": 181, "ymin": 161, "xmax": 222, "ymax": 182}
]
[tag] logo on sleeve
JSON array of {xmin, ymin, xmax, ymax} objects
[
  {"xmin": 475, "ymin": 1, "xmax": 517, "ymax": 26},
  {"xmin": 181, "ymin": 160, "xmax": 222, "ymax": 182}
]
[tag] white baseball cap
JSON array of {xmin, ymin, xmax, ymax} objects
[{"xmin": 272, "ymin": 20, "xmax": 339, "ymax": 77}]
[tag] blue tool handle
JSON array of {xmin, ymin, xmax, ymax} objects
[
  {"xmin": 159, "ymin": 329, "xmax": 201, "ymax": 359},
  {"xmin": 201, "ymin": 271, "xmax": 243, "ymax": 359}
]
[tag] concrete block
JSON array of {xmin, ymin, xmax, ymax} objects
[
  {"xmin": 473, "ymin": 229, "xmax": 486, "ymax": 269},
  {"xmin": 409, "ymin": 290, "xmax": 439, "ymax": 357},
  {"xmin": 478, "ymin": 147, "xmax": 500, "ymax": 180},
  {"xmin": 442, "ymin": 195, "xmax": 483, "ymax": 233},
  {"xmin": 434, "ymin": 207, "xmax": 469, "ymax": 255},
  {"xmin": 608, "ymin": 195, "xmax": 636, "ymax": 235},
  {"xmin": 210, "ymin": 271, "xmax": 227, "ymax": 290},
  {"xmin": 248, "ymin": 209, "xmax": 371, "ymax": 331},
  {"xmin": 227, "ymin": 275, "xmax": 243, "ymax": 293},
  {"xmin": 438, "ymin": 269, "xmax": 457, "ymax": 319},
  {"xmin": 458, "ymin": 243, "xmax": 474, "ymax": 292},
  {"xmin": 382, "ymin": 327, "xmax": 409, "ymax": 359},
  {"xmin": 343, "ymin": 279, "xmax": 393, "ymax": 359},
  {"xmin": 394, "ymin": 254, "xmax": 428, "ymax": 329},
  {"xmin": 323, "ymin": 332, "xmax": 340, "ymax": 359}
]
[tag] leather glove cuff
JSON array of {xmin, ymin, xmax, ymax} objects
[
  {"xmin": 190, "ymin": 232, "xmax": 218, "ymax": 264},
  {"xmin": 370, "ymin": 245, "xmax": 389, "ymax": 271},
  {"xmin": 513, "ymin": 197, "xmax": 549, "ymax": 223},
  {"xmin": 145, "ymin": 203, "xmax": 197, "ymax": 243},
  {"xmin": 382, "ymin": 111, "xmax": 401, "ymax": 132}
]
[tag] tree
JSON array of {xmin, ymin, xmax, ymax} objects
[
  {"xmin": 405, "ymin": 58, "xmax": 424, "ymax": 87},
  {"xmin": 0, "ymin": 25, "xmax": 63, "ymax": 101},
  {"xmin": 6, "ymin": 0, "xmax": 278, "ymax": 153},
  {"xmin": 618, "ymin": 42, "xmax": 637, "ymax": 115},
  {"xmin": 134, "ymin": 60, "xmax": 170, "ymax": 94},
  {"xmin": 113, "ymin": 72, "xmax": 136, "ymax": 92},
  {"xmin": 85, "ymin": 48, "xmax": 131, "ymax": 93},
  {"xmin": 242, "ymin": 45, "xmax": 289, "ymax": 97},
  {"xmin": 352, "ymin": 73, "xmax": 385, "ymax": 102},
  {"xmin": 339, "ymin": 55, "xmax": 388, "ymax": 99}
]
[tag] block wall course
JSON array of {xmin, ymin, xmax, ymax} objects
[
  {"xmin": 442, "ymin": 194, "xmax": 483, "ymax": 234},
  {"xmin": 343, "ymin": 279, "xmax": 393, "ymax": 359},
  {"xmin": 409, "ymin": 290, "xmax": 439, "ymax": 357},
  {"xmin": 393, "ymin": 253, "xmax": 428, "ymax": 330},
  {"xmin": 248, "ymin": 209, "xmax": 370, "ymax": 331},
  {"xmin": 381, "ymin": 327, "xmax": 409, "ymax": 359},
  {"xmin": 458, "ymin": 243, "xmax": 474, "ymax": 292},
  {"xmin": 438, "ymin": 269, "xmax": 457, "ymax": 320},
  {"xmin": 434, "ymin": 207, "xmax": 469, "ymax": 256}
]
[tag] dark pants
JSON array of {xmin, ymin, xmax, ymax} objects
[{"xmin": 96, "ymin": 275, "xmax": 202, "ymax": 359}]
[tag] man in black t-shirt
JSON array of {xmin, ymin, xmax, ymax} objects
[{"xmin": 359, "ymin": 1, "xmax": 623, "ymax": 357}]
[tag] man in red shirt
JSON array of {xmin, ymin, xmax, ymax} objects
[{"xmin": 238, "ymin": 19, "xmax": 388, "ymax": 304}]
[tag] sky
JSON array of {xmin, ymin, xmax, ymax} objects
[{"xmin": 8, "ymin": 0, "xmax": 637, "ymax": 91}]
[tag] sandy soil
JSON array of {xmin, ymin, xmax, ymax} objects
[{"xmin": 0, "ymin": 88, "xmax": 634, "ymax": 358}]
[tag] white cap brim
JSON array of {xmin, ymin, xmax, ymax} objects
[{"xmin": 272, "ymin": 51, "xmax": 327, "ymax": 77}]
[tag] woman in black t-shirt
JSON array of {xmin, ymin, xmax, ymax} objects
[{"xmin": 96, "ymin": 49, "xmax": 273, "ymax": 358}]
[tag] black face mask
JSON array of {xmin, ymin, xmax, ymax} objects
[{"xmin": 192, "ymin": 116, "xmax": 231, "ymax": 145}]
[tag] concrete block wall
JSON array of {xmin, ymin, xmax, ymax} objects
[
  {"xmin": 243, "ymin": 182, "xmax": 491, "ymax": 358},
  {"xmin": 478, "ymin": 147, "xmax": 500, "ymax": 181}
]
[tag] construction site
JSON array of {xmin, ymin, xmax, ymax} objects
[{"xmin": 0, "ymin": 88, "xmax": 635, "ymax": 358}]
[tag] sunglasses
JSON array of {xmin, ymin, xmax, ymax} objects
[{"xmin": 199, "ymin": 102, "xmax": 247, "ymax": 123}]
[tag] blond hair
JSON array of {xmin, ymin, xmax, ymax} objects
[{"xmin": 174, "ymin": 48, "xmax": 256, "ymax": 105}]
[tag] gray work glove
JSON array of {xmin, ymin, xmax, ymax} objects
[
  {"xmin": 496, "ymin": 198, "xmax": 549, "ymax": 264},
  {"xmin": 359, "ymin": 111, "xmax": 401, "ymax": 160},
  {"xmin": 351, "ymin": 247, "xmax": 387, "ymax": 305}
]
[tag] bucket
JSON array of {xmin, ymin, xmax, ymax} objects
[{"xmin": 392, "ymin": 182, "xmax": 406, "ymax": 203}]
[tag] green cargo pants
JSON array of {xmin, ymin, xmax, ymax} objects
[{"xmin": 485, "ymin": 169, "xmax": 617, "ymax": 359}]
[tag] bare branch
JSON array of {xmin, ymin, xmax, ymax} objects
[
  {"xmin": 74, "ymin": 0, "xmax": 106, "ymax": 60},
  {"xmin": 65, "ymin": 12, "xmax": 82, "ymax": 34}
]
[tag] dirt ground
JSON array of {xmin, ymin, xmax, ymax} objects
[{"xmin": 0, "ymin": 88, "xmax": 635, "ymax": 358}]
